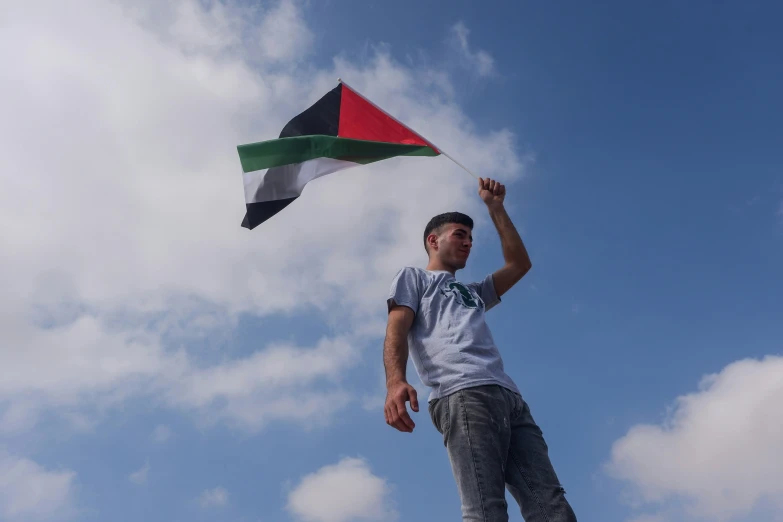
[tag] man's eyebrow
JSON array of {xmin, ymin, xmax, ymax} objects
[{"xmin": 453, "ymin": 228, "xmax": 473, "ymax": 240}]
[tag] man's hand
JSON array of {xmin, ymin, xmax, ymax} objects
[
  {"xmin": 384, "ymin": 380, "xmax": 419, "ymax": 433},
  {"xmin": 479, "ymin": 177, "xmax": 506, "ymax": 208}
]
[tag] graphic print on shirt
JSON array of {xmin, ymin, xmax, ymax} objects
[{"xmin": 440, "ymin": 281, "xmax": 481, "ymax": 309}]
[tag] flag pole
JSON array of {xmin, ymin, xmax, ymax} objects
[
  {"xmin": 437, "ymin": 151, "xmax": 480, "ymax": 181},
  {"xmin": 337, "ymin": 78, "xmax": 480, "ymax": 181}
]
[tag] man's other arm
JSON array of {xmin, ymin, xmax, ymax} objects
[{"xmin": 383, "ymin": 304, "xmax": 418, "ymax": 433}]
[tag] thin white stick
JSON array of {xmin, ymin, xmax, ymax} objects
[
  {"xmin": 337, "ymin": 78, "xmax": 480, "ymax": 181},
  {"xmin": 439, "ymin": 150, "xmax": 479, "ymax": 180}
]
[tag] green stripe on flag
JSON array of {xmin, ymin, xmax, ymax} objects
[{"xmin": 237, "ymin": 135, "xmax": 438, "ymax": 173}]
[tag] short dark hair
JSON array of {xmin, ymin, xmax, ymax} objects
[{"xmin": 423, "ymin": 212, "xmax": 473, "ymax": 253}]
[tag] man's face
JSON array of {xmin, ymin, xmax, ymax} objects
[{"xmin": 431, "ymin": 223, "xmax": 473, "ymax": 269}]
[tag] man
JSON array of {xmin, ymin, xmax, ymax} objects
[{"xmin": 383, "ymin": 177, "xmax": 577, "ymax": 522}]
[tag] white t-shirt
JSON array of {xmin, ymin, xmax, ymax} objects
[{"xmin": 387, "ymin": 267, "xmax": 520, "ymax": 401}]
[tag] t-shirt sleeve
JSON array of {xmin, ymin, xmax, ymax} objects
[
  {"xmin": 387, "ymin": 267, "xmax": 422, "ymax": 315},
  {"xmin": 468, "ymin": 273, "xmax": 501, "ymax": 312}
]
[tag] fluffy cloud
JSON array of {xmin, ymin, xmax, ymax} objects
[
  {"xmin": 199, "ymin": 486, "xmax": 229, "ymax": 508},
  {"xmin": 450, "ymin": 21, "xmax": 495, "ymax": 77},
  {"xmin": 254, "ymin": 0, "xmax": 314, "ymax": 63},
  {"xmin": 0, "ymin": 321, "xmax": 357, "ymax": 432},
  {"xmin": 0, "ymin": 452, "xmax": 76, "ymax": 520},
  {"xmin": 607, "ymin": 355, "xmax": 783, "ymax": 522},
  {"xmin": 287, "ymin": 457, "xmax": 396, "ymax": 522},
  {"xmin": 0, "ymin": 0, "xmax": 523, "ymax": 435},
  {"xmin": 165, "ymin": 336, "xmax": 358, "ymax": 431}
]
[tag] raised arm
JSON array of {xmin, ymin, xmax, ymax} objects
[
  {"xmin": 479, "ymin": 177, "xmax": 532, "ymax": 298},
  {"xmin": 383, "ymin": 304, "xmax": 419, "ymax": 433}
]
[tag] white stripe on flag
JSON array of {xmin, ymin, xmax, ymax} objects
[{"xmin": 243, "ymin": 158, "xmax": 358, "ymax": 204}]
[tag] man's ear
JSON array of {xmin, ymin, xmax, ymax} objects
[{"xmin": 427, "ymin": 233, "xmax": 438, "ymax": 251}]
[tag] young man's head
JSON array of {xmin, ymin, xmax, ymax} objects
[{"xmin": 423, "ymin": 212, "xmax": 474, "ymax": 272}]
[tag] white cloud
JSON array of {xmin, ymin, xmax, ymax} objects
[
  {"xmin": 0, "ymin": 401, "xmax": 39, "ymax": 434},
  {"xmin": 606, "ymin": 355, "xmax": 783, "ymax": 522},
  {"xmin": 254, "ymin": 0, "xmax": 313, "ymax": 63},
  {"xmin": 287, "ymin": 457, "xmax": 396, "ymax": 522},
  {"xmin": 0, "ymin": 452, "xmax": 76, "ymax": 520},
  {"xmin": 0, "ymin": 315, "xmax": 165, "ymax": 401},
  {"xmin": 627, "ymin": 516, "xmax": 668, "ymax": 522},
  {"xmin": 1, "ymin": 325, "xmax": 357, "ymax": 433},
  {"xmin": 199, "ymin": 486, "xmax": 229, "ymax": 508},
  {"xmin": 168, "ymin": 0, "xmax": 244, "ymax": 55},
  {"xmin": 151, "ymin": 424, "xmax": 171, "ymax": 443},
  {"xmin": 129, "ymin": 461, "xmax": 150, "ymax": 485},
  {"xmin": 165, "ymin": 336, "xmax": 359, "ymax": 431},
  {"xmin": 0, "ymin": 0, "xmax": 524, "ymax": 434},
  {"xmin": 450, "ymin": 21, "xmax": 495, "ymax": 77}
]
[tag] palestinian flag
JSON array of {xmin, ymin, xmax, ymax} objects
[{"xmin": 237, "ymin": 81, "xmax": 440, "ymax": 229}]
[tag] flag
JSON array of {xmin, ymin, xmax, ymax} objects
[{"xmin": 237, "ymin": 81, "xmax": 440, "ymax": 229}]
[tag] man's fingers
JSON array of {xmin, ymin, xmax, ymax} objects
[
  {"xmin": 385, "ymin": 401, "xmax": 412, "ymax": 432},
  {"xmin": 396, "ymin": 401, "xmax": 413, "ymax": 427},
  {"xmin": 384, "ymin": 386, "xmax": 420, "ymax": 433},
  {"xmin": 408, "ymin": 387, "xmax": 419, "ymax": 412},
  {"xmin": 390, "ymin": 406, "xmax": 410, "ymax": 432},
  {"xmin": 396, "ymin": 402, "xmax": 415, "ymax": 431},
  {"xmin": 398, "ymin": 414, "xmax": 414, "ymax": 432},
  {"xmin": 394, "ymin": 417, "xmax": 411, "ymax": 432},
  {"xmin": 387, "ymin": 405, "xmax": 400, "ymax": 428}
]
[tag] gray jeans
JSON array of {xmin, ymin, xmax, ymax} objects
[{"xmin": 428, "ymin": 385, "xmax": 577, "ymax": 522}]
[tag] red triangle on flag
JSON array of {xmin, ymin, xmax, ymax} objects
[{"xmin": 337, "ymin": 84, "xmax": 439, "ymax": 152}]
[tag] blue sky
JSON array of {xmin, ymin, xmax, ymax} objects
[{"xmin": 1, "ymin": 1, "xmax": 782, "ymax": 522}]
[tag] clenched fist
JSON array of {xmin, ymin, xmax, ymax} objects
[{"xmin": 479, "ymin": 177, "xmax": 505, "ymax": 208}]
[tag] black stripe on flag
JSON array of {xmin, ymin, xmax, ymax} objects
[
  {"xmin": 278, "ymin": 85, "xmax": 342, "ymax": 138},
  {"xmin": 242, "ymin": 198, "xmax": 298, "ymax": 230}
]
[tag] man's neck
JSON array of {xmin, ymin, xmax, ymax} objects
[{"xmin": 426, "ymin": 260, "xmax": 457, "ymax": 275}]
